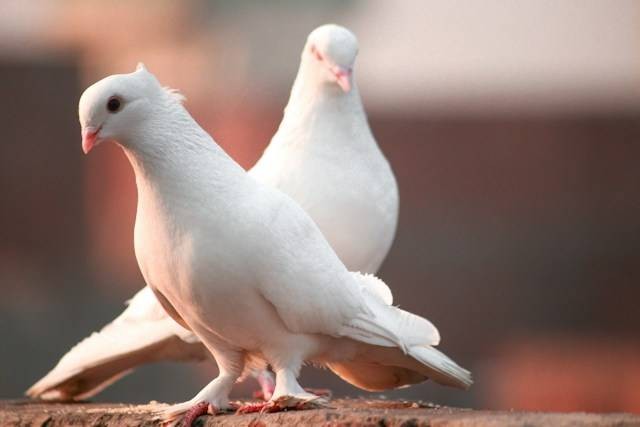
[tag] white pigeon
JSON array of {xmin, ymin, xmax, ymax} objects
[
  {"xmin": 250, "ymin": 24, "xmax": 398, "ymax": 274},
  {"xmin": 70, "ymin": 64, "xmax": 471, "ymax": 422},
  {"xmin": 27, "ymin": 24, "xmax": 399, "ymax": 401}
]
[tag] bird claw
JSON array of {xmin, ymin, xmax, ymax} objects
[
  {"xmin": 181, "ymin": 401, "xmax": 216, "ymax": 426},
  {"xmin": 235, "ymin": 395, "xmax": 328, "ymax": 415},
  {"xmin": 234, "ymin": 401, "xmax": 272, "ymax": 414},
  {"xmin": 153, "ymin": 401, "xmax": 218, "ymax": 427}
]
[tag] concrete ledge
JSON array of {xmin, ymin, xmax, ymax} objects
[{"xmin": 2, "ymin": 398, "xmax": 639, "ymax": 426}]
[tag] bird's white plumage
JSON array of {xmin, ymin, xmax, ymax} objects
[
  {"xmin": 355, "ymin": 272, "xmax": 393, "ymax": 306},
  {"xmin": 26, "ymin": 287, "xmax": 205, "ymax": 401},
  {"xmin": 61, "ymin": 60, "xmax": 470, "ymax": 417},
  {"xmin": 27, "ymin": 26, "xmax": 465, "ymax": 410},
  {"xmin": 27, "ymin": 25, "xmax": 400, "ymax": 401},
  {"xmin": 250, "ymin": 25, "xmax": 397, "ymax": 274}
]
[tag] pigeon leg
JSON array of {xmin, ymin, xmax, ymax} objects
[
  {"xmin": 154, "ymin": 372, "xmax": 235, "ymax": 424},
  {"xmin": 236, "ymin": 366, "xmax": 328, "ymax": 414},
  {"xmin": 155, "ymin": 347, "xmax": 244, "ymax": 424},
  {"xmin": 272, "ymin": 367, "xmax": 324, "ymax": 402},
  {"xmin": 252, "ymin": 369, "xmax": 276, "ymax": 400}
]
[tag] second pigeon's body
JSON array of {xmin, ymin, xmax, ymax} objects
[{"xmin": 251, "ymin": 63, "xmax": 397, "ymax": 273}]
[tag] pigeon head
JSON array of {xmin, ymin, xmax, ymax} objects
[
  {"xmin": 304, "ymin": 24, "xmax": 359, "ymax": 93},
  {"xmin": 78, "ymin": 63, "xmax": 163, "ymax": 154}
]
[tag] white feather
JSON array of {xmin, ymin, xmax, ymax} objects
[
  {"xmin": 66, "ymin": 51, "xmax": 470, "ymax": 416},
  {"xmin": 26, "ymin": 288, "xmax": 206, "ymax": 400},
  {"xmin": 163, "ymin": 87, "xmax": 186, "ymax": 104},
  {"xmin": 354, "ymin": 272, "xmax": 393, "ymax": 305},
  {"xmin": 408, "ymin": 346, "xmax": 473, "ymax": 389},
  {"xmin": 30, "ymin": 26, "xmax": 467, "ymax": 410},
  {"xmin": 29, "ymin": 25, "xmax": 400, "ymax": 401}
]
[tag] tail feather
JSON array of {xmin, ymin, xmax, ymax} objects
[
  {"xmin": 338, "ymin": 273, "xmax": 470, "ymax": 390},
  {"xmin": 344, "ymin": 274, "xmax": 440, "ymax": 349},
  {"xmin": 353, "ymin": 272, "xmax": 393, "ymax": 305},
  {"xmin": 408, "ymin": 345, "xmax": 473, "ymax": 389},
  {"xmin": 327, "ymin": 344, "xmax": 472, "ymax": 391},
  {"xmin": 327, "ymin": 360, "xmax": 426, "ymax": 391}
]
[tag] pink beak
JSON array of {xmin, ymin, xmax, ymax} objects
[
  {"xmin": 332, "ymin": 66, "xmax": 352, "ymax": 93},
  {"xmin": 81, "ymin": 126, "xmax": 101, "ymax": 154}
]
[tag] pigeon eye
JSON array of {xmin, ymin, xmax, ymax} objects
[
  {"xmin": 310, "ymin": 45, "xmax": 323, "ymax": 61},
  {"xmin": 107, "ymin": 96, "xmax": 122, "ymax": 113}
]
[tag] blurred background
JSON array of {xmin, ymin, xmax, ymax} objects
[{"xmin": 1, "ymin": 0, "xmax": 639, "ymax": 414}]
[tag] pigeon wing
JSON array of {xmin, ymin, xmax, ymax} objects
[{"xmin": 26, "ymin": 287, "xmax": 206, "ymax": 401}]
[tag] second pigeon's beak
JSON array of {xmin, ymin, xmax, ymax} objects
[
  {"xmin": 81, "ymin": 125, "xmax": 102, "ymax": 154},
  {"xmin": 332, "ymin": 66, "xmax": 352, "ymax": 93}
]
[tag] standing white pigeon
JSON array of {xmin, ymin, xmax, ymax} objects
[
  {"xmin": 27, "ymin": 24, "xmax": 399, "ymax": 401},
  {"xmin": 250, "ymin": 24, "xmax": 398, "ymax": 274},
  {"xmin": 71, "ymin": 64, "xmax": 470, "ymax": 423}
]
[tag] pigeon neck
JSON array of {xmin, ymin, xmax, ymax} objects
[{"xmin": 120, "ymin": 102, "xmax": 244, "ymax": 202}]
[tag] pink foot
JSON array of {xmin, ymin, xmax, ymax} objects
[
  {"xmin": 252, "ymin": 370, "xmax": 276, "ymax": 401},
  {"xmin": 235, "ymin": 396, "xmax": 326, "ymax": 415},
  {"xmin": 235, "ymin": 401, "xmax": 275, "ymax": 414},
  {"xmin": 181, "ymin": 401, "xmax": 216, "ymax": 426}
]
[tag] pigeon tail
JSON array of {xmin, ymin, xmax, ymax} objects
[
  {"xmin": 352, "ymin": 272, "xmax": 393, "ymax": 305},
  {"xmin": 336, "ymin": 273, "xmax": 471, "ymax": 390},
  {"xmin": 327, "ymin": 342, "xmax": 472, "ymax": 391},
  {"xmin": 343, "ymin": 274, "xmax": 440, "ymax": 349},
  {"xmin": 407, "ymin": 345, "xmax": 473, "ymax": 389}
]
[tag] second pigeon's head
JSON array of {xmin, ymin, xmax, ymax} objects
[
  {"xmin": 303, "ymin": 24, "xmax": 359, "ymax": 93},
  {"xmin": 78, "ymin": 63, "xmax": 170, "ymax": 154}
]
